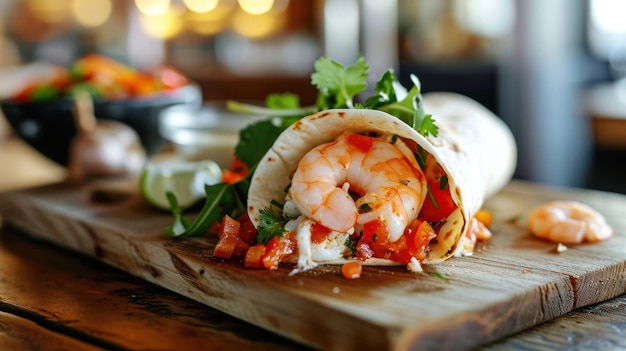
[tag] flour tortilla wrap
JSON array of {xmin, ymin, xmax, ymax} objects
[{"xmin": 247, "ymin": 92, "xmax": 517, "ymax": 264}]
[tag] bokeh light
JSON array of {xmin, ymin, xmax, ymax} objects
[
  {"xmin": 237, "ymin": 0, "xmax": 274, "ymax": 15},
  {"xmin": 183, "ymin": 0, "xmax": 219, "ymax": 13},
  {"xmin": 139, "ymin": 6, "xmax": 183, "ymax": 38},
  {"xmin": 26, "ymin": 0, "xmax": 72, "ymax": 23},
  {"xmin": 135, "ymin": 0, "xmax": 170, "ymax": 17},
  {"xmin": 72, "ymin": 0, "xmax": 112, "ymax": 27},
  {"xmin": 231, "ymin": 6, "xmax": 284, "ymax": 38},
  {"xmin": 185, "ymin": 1, "xmax": 235, "ymax": 35}
]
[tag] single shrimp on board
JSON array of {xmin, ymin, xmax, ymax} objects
[
  {"xmin": 288, "ymin": 132, "xmax": 428, "ymax": 242},
  {"xmin": 527, "ymin": 200, "xmax": 613, "ymax": 244}
]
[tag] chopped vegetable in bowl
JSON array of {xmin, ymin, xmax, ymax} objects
[{"xmin": 11, "ymin": 54, "xmax": 189, "ymax": 103}]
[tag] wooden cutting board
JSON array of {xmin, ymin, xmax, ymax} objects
[{"xmin": 0, "ymin": 179, "xmax": 624, "ymax": 351}]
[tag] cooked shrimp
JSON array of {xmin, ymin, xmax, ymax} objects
[
  {"xmin": 289, "ymin": 132, "xmax": 427, "ymax": 242},
  {"xmin": 527, "ymin": 201, "xmax": 613, "ymax": 244}
]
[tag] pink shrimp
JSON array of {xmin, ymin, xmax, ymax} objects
[
  {"xmin": 289, "ymin": 132, "xmax": 427, "ymax": 242},
  {"xmin": 527, "ymin": 201, "xmax": 613, "ymax": 244}
]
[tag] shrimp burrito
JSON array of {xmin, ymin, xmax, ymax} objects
[{"xmin": 246, "ymin": 92, "xmax": 517, "ymax": 272}]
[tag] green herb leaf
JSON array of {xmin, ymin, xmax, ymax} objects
[
  {"xmin": 235, "ymin": 117, "xmax": 299, "ymax": 169},
  {"xmin": 345, "ymin": 237, "xmax": 357, "ymax": 256},
  {"xmin": 431, "ymin": 271, "xmax": 448, "ymax": 282},
  {"xmin": 256, "ymin": 207, "xmax": 287, "ymax": 244},
  {"xmin": 416, "ymin": 113, "xmax": 438, "ymax": 138},
  {"xmin": 167, "ymin": 177, "xmax": 249, "ymax": 238},
  {"xmin": 363, "ymin": 69, "xmax": 400, "ymax": 109},
  {"xmin": 165, "ymin": 191, "xmax": 190, "ymax": 237},
  {"xmin": 226, "ymin": 100, "xmax": 315, "ymax": 118},
  {"xmin": 426, "ymin": 184, "xmax": 439, "ymax": 210},
  {"xmin": 311, "ymin": 55, "xmax": 369, "ymax": 109},
  {"xmin": 439, "ymin": 175, "xmax": 449, "ymax": 190},
  {"xmin": 265, "ymin": 93, "xmax": 301, "ymax": 110}
]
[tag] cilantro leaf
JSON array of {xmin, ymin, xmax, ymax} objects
[
  {"xmin": 311, "ymin": 56, "xmax": 369, "ymax": 109},
  {"xmin": 416, "ymin": 113, "xmax": 438, "ymax": 138},
  {"xmin": 235, "ymin": 117, "xmax": 299, "ymax": 169},
  {"xmin": 256, "ymin": 207, "xmax": 287, "ymax": 244},
  {"xmin": 364, "ymin": 69, "xmax": 400, "ymax": 109}
]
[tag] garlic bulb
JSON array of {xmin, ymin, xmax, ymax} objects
[{"xmin": 67, "ymin": 92, "xmax": 146, "ymax": 180}]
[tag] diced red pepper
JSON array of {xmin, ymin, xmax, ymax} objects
[
  {"xmin": 213, "ymin": 234, "xmax": 239, "ymax": 259},
  {"xmin": 362, "ymin": 218, "xmax": 386, "ymax": 243},
  {"xmin": 356, "ymin": 218, "xmax": 436, "ymax": 264},
  {"xmin": 262, "ymin": 234, "xmax": 295, "ymax": 270},
  {"xmin": 474, "ymin": 209, "xmax": 493, "ymax": 228},
  {"xmin": 244, "ymin": 244, "xmax": 266, "ymax": 268},
  {"xmin": 405, "ymin": 219, "xmax": 437, "ymax": 262},
  {"xmin": 218, "ymin": 215, "xmax": 240, "ymax": 239},
  {"xmin": 419, "ymin": 181, "xmax": 456, "ymax": 222},
  {"xmin": 310, "ymin": 222, "xmax": 332, "ymax": 244},
  {"xmin": 347, "ymin": 134, "xmax": 373, "ymax": 153},
  {"xmin": 232, "ymin": 238, "xmax": 250, "ymax": 257},
  {"xmin": 341, "ymin": 261, "xmax": 362, "ymax": 279},
  {"xmin": 207, "ymin": 220, "xmax": 221, "ymax": 236},
  {"xmin": 214, "ymin": 234, "xmax": 249, "ymax": 259},
  {"xmin": 356, "ymin": 241, "xmax": 374, "ymax": 260},
  {"xmin": 236, "ymin": 213, "xmax": 257, "ymax": 244}
]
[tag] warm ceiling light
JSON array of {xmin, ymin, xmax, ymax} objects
[
  {"xmin": 27, "ymin": 0, "xmax": 72, "ymax": 23},
  {"xmin": 231, "ymin": 6, "xmax": 283, "ymax": 38},
  {"xmin": 72, "ymin": 0, "xmax": 112, "ymax": 27},
  {"xmin": 135, "ymin": 0, "xmax": 170, "ymax": 16},
  {"xmin": 139, "ymin": 7, "xmax": 183, "ymax": 38},
  {"xmin": 237, "ymin": 0, "xmax": 274, "ymax": 15},
  {"xmin": 183, "ymin": 0, "xmax": 219, "ymax": 13}
]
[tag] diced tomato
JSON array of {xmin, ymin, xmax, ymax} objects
[
  {"xmin": 244, "ymin": 244, "xmax": 266, "ymax": 268},
  {"xmin": 213, "ymin": 234, "xmax": 239, "ymax": 258},
  {"xmin": 207, "ymin": 220, "xmax": 221, "ymax": 236},
  {"xmin": 347, "ymin": 134, "xmax": 373, "ymax": 153},
  {"xmin": 341, "ymin": 261, "xmax": 362, "ymax": 279},
  {"xmin": 232, "ymin": 238, "xmax": 250, "ymax": 257},
  {"xmin": 310, "ymin": 222, "xmax": 332, "ymax": 244},
  {"xmin": 474, "ymin": 209, "xmax": 493, "ymax": 228},
  {"xmin": 222, "ymin": 170, "xmax": 244, "ymax": 184},
  {"xmin": 214, "ymin": 234, "xmax": 249, "ymax": 259},
  {"xmin": 355, "ymin": 218, "xmax": 436, "ymax": 264},
  {"xmin": 356, "ymin": 241, "xmax": 374, "ymax": 260},
  {"xmin": 419, "ymin": 181, "xmax": 457, "ymax": 222},
  {"xmin": 405, "ymin": 219, "xmax": 437, "ymax": 261},
  {"xmin": 362, "ymin": 219, "xmax": 386, "ymax": 243},
  {"xmin": 236, "ymin": 213, "xmax": 257, "ymax": 244},
  {"xmin": 223, "ymin": 158, "xmax": 248, "ymax": 183},
  {"xmin": 218, "ymin": 215, "xmax": 240, "ymax": 239},
  {"xmin": 262, "ymin": 234, "xmax": 295, "ymax": 270}
]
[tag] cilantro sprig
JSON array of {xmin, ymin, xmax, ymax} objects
[
  {"xmin": 167, "ymin": 55, "xmax": 439, "ymax": 239},
  {"xmin": 256, "ymin": 208, "xmax": 287, "ymax": 244}
]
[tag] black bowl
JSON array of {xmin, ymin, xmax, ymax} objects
[{"xmin": 1, "ymin": 84, "xmax": 202, "ymax": 166}]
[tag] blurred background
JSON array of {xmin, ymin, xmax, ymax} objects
[{"xmin": 0, "ymin": 0, "xmax": 625, "ymax": 193}]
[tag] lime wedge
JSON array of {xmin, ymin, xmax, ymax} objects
[{"xmin": 140, "ymin": 157, "xmax": 223, "ymax": 210}]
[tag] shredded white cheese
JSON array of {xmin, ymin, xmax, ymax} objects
[{"xmin": 407, "ymin": 257, "xmax": 423, "ymax": 273}]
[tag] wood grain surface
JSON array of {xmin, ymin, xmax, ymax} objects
[
  {"xmin": 0, "ymin": 179, "xmax": 624, "ymax": 351},
  {"xmin": 0, "ymin": 227, "xmax": 308, "ymax": 351}
]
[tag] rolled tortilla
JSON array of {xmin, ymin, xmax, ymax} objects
[{"xmin": 247, "ymin": 92, "xmax": 517, "ymax": 266}]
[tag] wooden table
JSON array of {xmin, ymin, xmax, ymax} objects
[{"xmin": 0, "ymin": 136, "xmax": 624, "ymax": 351}]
